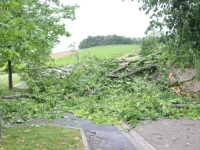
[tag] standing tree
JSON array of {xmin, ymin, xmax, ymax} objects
[
  {"xmin": 0, "ymin": 0, "xmax": 79, "ymax": 89},
  {"xmin": 132, "ymin": 0, "xmax": 200, "ymax": 78}
]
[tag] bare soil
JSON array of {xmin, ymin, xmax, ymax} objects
[
  {"xmin": 50, "ymin": 50, "xmax": 79, "ymax": 58},
  {"xmin": 169, "ymin": 69, "xmax": 200, "ymax": 93}
]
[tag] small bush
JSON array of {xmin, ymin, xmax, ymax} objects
[{"xmin": 139, "ymin": 36, "xmax": 159, "ymax": 56}]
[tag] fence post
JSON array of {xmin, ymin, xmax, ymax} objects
[{"xmin": 0, "ymin": 111, "xmax": 2, "ymax": 143}]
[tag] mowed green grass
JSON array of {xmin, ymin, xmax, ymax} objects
[
  {"xmin": 1, "ymin": 125, "xmax": 84, "ymax": 150},
  {"xmin": 54, "ymin": 44, "xmax": 141, "ymax": 66},
  {"xmin": 0, "ymin": 73, "xmax": 21, "ymax": 87}
]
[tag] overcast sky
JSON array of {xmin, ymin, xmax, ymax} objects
[{"xmin": 53, "ymin": 0, "xmax": 150, "ymax": 53}]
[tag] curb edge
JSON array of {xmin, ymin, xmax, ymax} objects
[
  {"xmin": 80, "ymin": 129, "xmax": 90, "ymax": 150},
  {"xmin": 115, "ymin": 123, "xmax": 156, "ymax": 150},
  {"xmin": 14, "ymin": 82, "xmax": 24, "ymax": 87}
]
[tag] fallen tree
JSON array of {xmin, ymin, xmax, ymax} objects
[{"xmin": 1, "ymin": 52, "xmax": 200, "ymax": 124}]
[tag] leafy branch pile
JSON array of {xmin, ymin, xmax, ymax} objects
[
  {"xmin": 1, "ymin": 0, "xmax": 200, "ymax": 126},
  {"xmin": 1, "ymin": 53, "xmax": 200, "ymax": 126}
]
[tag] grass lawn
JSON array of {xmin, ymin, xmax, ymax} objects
[
  {"xmin": 1, "ymin": 125, "xmax": 84, "ymax": 150},
  {"xmin": 0, "ymin": 74, "xmax": 21, "ymax": 87},
  {"xmin": 0, "ymin": 66, "xmax": 5, "ymax": 72},
  {"xmin": 54, "ymin": 44, "xmax": 141, "ymax": 66}
]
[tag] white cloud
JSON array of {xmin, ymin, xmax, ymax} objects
[{"xmin": 53, "ymin": 0, "xmax": 150, "ymax": 53}]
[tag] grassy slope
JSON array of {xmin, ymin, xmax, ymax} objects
[
  {"xmin": 54, "ymin": 44, "xmax": 141, "ymax": 66},
  {"xmin": 0, "ymin": 45, "xmax": 140, "ymax": 87}
]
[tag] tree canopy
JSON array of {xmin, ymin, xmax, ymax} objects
[
  {"xmin": 133, "ymin": 0, "xmax": 200, "ymax": 77},
  {"xmin": 0, "ymin": 0, "xmax": 79, "ymax": 88}
]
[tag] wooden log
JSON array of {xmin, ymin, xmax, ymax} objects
[
  {"xmin": 108, "ymin": 63, "xmax": 160, "ymax": 79},
  {"xmin": 172, "ymin": 104, "xmax": 190, "ymax": 109},
  {"xmin": 111, "ymin": 51, "xmax": 163, "ymax": 74},
  {"xmin": 2, "ymin": 94, "xmax": 44, "ymax": 102},
  {"xmin": 122, "ymin": 63, "xmax": 160, "ymax": 78},
  {"xmin": 107, "ymin": 75, "xmax": 119, "ymax": 79}
]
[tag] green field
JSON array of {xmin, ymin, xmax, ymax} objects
[
  {"xmin": 54, "ymin": 44, "xmax": 141, "ymax": 66},
  {"xmin": 0, "ymin": 45, "xmax": 141, "ymax": 88},
  {"xmin": 0, "ymin": 74, "xmax": 21, "ymax": 87}
]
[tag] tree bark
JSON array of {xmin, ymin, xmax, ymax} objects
[
  {"xmin": 8, "ymin": 60, "xmax": 13, "ymax": 90},
  {"xmin": 108, "ymin": 63, "xmax": 160, "ymax": 79},
  {"xmin": 123, "ymin": 63, "xmax": 159, "ymax": 78},
  {"xmin": 111, "ymin": 51, "xmax": 163, "ymax": 74}
]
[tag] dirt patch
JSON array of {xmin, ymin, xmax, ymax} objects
[
  {"xmin": 118, "ymin": 54, "xmax": 139, "ymax": 61},
  {"xmin": 123, "ymin": 55, "xmax": 140, "ymax": 61},
  {"xmin": 50, "ymin": 50, "xmax": 79, "ymax": 58},
  {"xmin": 169, "ymin": 69, "xmax": 200, "ymax": 93}
]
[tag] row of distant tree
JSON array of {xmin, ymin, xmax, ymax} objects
[{"xmin": 78, "ymin": 35, "xmax": 142, "ymax": 49}]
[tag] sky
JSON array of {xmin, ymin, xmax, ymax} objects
[{"xmin": 53, "ymin": 0, "xmax": 150, "ymax": 53}]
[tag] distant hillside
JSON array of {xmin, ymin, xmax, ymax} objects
[{"xmin": 53, "ymin": 44, "xmax": 141, "ymax": 66}]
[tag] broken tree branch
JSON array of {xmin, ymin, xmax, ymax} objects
[
  {"xmin": 2, "ymin": 94, "xmax": 44, "ymax": 102},
  {"xmin": 108, "ymin": 63, "xmax": 160, "ymax": 79},
  {"xmin": 111, "ymin": 51, "xmax": 163, "ymax": 74},
  {"xmin": 123, "ymin": 63, "xmax": 160, "ymax": 78},
  {"xmin": 1, "ymin": 91, "xmax": 63, "ymax": 102}
]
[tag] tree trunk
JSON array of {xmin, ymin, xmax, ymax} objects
[{"xmin": 8, "ymin": 60, "xmax": 13, "ymax": 90}]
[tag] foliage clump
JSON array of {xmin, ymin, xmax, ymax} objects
[
  {"xmin": 139, "ymin": 33, "xmax": 166, "ymax": 56},
  {"xmin": 140, "ymin": 36, "xmax": 159, "ymax": 56},
  {"xmin": 137, "ymin": 0, "xmax": 200, "ymax": 77},
  {"xmin": 0, "ymin": 0, "xmax": 79, "ymax": 89}
]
